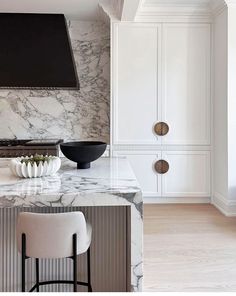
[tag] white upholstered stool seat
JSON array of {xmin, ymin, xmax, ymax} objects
[
  {"xmin": 16, "ymin": 211, "xmax": 93, "ymax": 292},
  {"xmin": 17, "ymin": 211, "xmax": 92, "ymax": 259}
]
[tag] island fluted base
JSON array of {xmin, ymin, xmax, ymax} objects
[
  {"xmin": 0, "ymin": 158, "xmax": 143, "ymax": 292},
  {"xmin": 0, "ymin": 205, "xmax": 142, "ymax": 292}
]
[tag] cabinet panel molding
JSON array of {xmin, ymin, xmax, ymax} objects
[
  {"xmin": 161, "ymin": 151, "xmax": 211, "ymax": 197},
  {"xmin": 112, "ymin": 23, "xmax": 162, "ymax": 145},
  {"xmin": 111, "ymin": 22, "xmax": 212, "ymax": 202},
  {"xmin": 161, "ymin": 24, "xmax": 211, "ymax": 145}
]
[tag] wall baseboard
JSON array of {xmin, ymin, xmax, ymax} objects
[
  {"xmin": 143, "ymin": 193, "xmax": 236, "ymax": 217},
  {"xmin": 144, "ymin": 196, "xmax": 211, "ymax": 204},
  {"xmin": 212, "ymin": 192, "xmax": 236, "ymax": 216}
]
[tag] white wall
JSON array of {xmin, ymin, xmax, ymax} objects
[
  {"xmin": 227, "ymin": 6, "xmax": 236, "ymax": 200},
  {"xmin": 213, "ymin": 9, "xmax": 228, "ymax": 201},
  {"xmin": 213, "ymin": 6, "xmax": 236, "ymax": 215}
]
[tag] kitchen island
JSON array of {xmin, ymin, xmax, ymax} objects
[{"xmin": 0, "ymin": 157, "xmax": 142, "ymax": 292}]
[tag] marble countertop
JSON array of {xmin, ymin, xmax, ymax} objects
[
  {"xmin": 0, "ymin": 157, "xmax": 142, "ymax": 208},
  {"xmin": 0, "ymin": 157, "xmax": 143, "ymax": 292}
]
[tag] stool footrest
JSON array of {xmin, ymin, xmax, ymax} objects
[
  {"xmin": 29, "ymin": 280, "xmax": 90, "ymax": 292},
  {"xmin": 21, "ymin": 233, "xmax": 92, "ymax": 292}
]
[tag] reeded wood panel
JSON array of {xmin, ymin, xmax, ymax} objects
[{"xmin": 0, "ymin": 207, "xmax": 130, "ymax": 292}]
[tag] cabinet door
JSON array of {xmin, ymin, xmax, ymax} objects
[
  {"xmin": 113, "ymin": 151, "xmax": 161, "ymax": 197},
  {"xmin": 113, "ymin": 24, "xmax": 161, "ymax": 145},
  {"xmin": 162, "ymin": 24, "xmax": 211, "ymax": 145},
  {"xmin": 161, "ymin": 151, "xmax": 211, "ymax": 197}
]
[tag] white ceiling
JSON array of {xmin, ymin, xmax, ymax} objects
[
  {"xmin": 140, "ymin": 0, "xmax": 225, "ymax": 10},
  {"xmin": 0, "ymin": 0, "xmax": 228, "ymax": 22},
  {"xmin": 142, "ymin": 0, "xmax": 212, "ymax": 5},
  {"xmin": 0, "ymin": 0, "xmax": 101, "ymax": 20},
  {"xmin": 135, "ymin": 0, "xmax": 227, "ymax": 21}
]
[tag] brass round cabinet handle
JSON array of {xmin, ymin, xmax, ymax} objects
[
  {"xmin": 154, "ymin": 160, "xmax": 169, "ymax": 174},
  {"xmin": 154, "ymin": 122, "xmax": 169, "ymax": 136}
]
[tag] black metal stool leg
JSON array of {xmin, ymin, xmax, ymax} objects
[
  {"xmin": 21, "ymin": 233, "xmax": 26, "ymax": 292},
  {"xmin": 36, "ymin": 258, "xmax": 39, "ymax": 292},
  {"xmin": 73, "ymin": 234, "xmax": 77, "ymax": 292},
  {"xmin": 87, "ymin": 247, "xmax": 92, "ymax": 292},
  {"xmin": 21, "ymin": 233, "xmax": 91, "ymax": 293}
]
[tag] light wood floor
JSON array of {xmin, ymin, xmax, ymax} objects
[{"xmin": 143, "ymin": 204, "xmax": 236, "ymax": 292}]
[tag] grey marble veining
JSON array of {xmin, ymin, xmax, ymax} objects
[
  {"xmin": 0, "ymin": 157, "xmax": 143, "ymax": 291},
  {"xmin": 0, "ymin": 21, "xmax": 110, "ymax": 142},
  {"xmin": 0, "ymin": 157, "xmax": 141, "ymax": 204}
]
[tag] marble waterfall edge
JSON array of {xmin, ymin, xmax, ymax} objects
[{"xmin": 0, "ymin": 157, "xmax": 143, "ymax": 292}]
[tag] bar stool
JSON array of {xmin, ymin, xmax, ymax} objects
[{"xmin": 17, "ymin": 211, "xmax": 92, "ymax": 292}]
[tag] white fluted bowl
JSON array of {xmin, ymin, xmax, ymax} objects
[{"xmin": 10, "ymin": 156, "xmax": 61, "ymax": 178}]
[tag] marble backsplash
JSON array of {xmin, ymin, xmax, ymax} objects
[{"xmin": 0, "ymin": 21, "xmax": 110, "ymax": 143}]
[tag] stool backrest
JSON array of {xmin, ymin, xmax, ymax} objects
[{"xmin": 17, "ymin": 211, "xmax": 88, "ymax": 259}]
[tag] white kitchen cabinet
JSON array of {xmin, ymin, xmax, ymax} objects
[
  {"xmin": 113, "ymin": 150, "xmax": 162, "ymax": 197},
  {"xmin": 161, "ymin": 151, "xmax": 211, "ymax": 197},
  {"xmin": 111, "ymin": 22, "xmax": 211, "ymax": 202},
  {"xmin": 113, "ymin": 23, "xmax": 211, "ymax": 147},
  {"xmin": 114, "ymin": 150, "xmax": 210, "ymax": 198},
  {"xmin": 113, "ymin": 24, "xmax": 161, "ymax": 145},
  {"xmin": 161, "ymin": 24, "xmax": 211, "ymax": 145}
]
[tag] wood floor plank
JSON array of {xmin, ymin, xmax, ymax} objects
[{"xmin": 143, "ymin": 204, "xmax": 236, "ymax": 292}]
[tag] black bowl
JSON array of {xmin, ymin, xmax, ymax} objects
[{"xmin": 60, "ymin": 141, "xmax": 107, "ymax": 169}]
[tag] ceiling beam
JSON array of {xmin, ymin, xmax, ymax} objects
[
  {"xmin": 226, "ymin": 0, "xmax": 236, "ymax": 5},
  {"xmin": 121, "ymin": 0, "xmax": 142, "ymax": 21}
]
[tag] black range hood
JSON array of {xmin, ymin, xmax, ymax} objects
[{"xmin": 0, "ymin": 13, "xmax": 79, "ymax": 90}]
